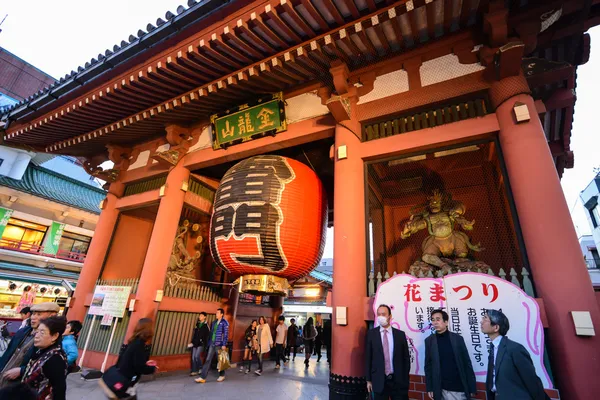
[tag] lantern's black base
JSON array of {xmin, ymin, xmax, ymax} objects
[{"xmin": 329, "ymin": 373, "xmax": 368, "ymax": 400}]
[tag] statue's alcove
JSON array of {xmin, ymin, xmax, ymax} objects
[{"xmin": 367, "ymin": 141, "xmax": 524, "ymax": 278}]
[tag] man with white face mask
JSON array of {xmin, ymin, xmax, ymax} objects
[{"xmin": 365, "ymin": 304, "xmax": 411, "ymax": 400}]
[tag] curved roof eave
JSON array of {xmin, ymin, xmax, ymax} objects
[{"xmin": 0, "ymin": 0, "xmax": 231, "ymax": 126}]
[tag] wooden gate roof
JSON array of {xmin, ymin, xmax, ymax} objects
[{"xmin": 1, "ymin": 0, "xmax": 599, "ymax": 159}]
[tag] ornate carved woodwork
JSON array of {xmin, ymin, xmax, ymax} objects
[
  {"xmin": 522, "ymin": 58, "xmax": 571, "ymax": 79},
  {"xmin": 81, "ymin": 156, "xmax": 121, "ymax": 183},
  {"xmin": 151, "ymin": 124, "xmax": 195, "ymax": 167},
  {"xmin": 152, "ymin": 148, "xmax": 186, "ymax": 167},
  {"xmin": 81, "ymin": 145, "xmax": 131, "ymax": 183},
  {"xmin": 480, "ymin": 41, "xmax": 526, "ymax": 81},
  {"xmin": 167, "ymin": 219, "xmax": 205, "ymax": 287},
  {"xmin": 317, "ymin": 61, "xmax": 379, "ymax": 125}
]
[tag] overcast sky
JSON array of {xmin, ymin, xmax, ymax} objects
[{"xmin": 1, "ymin": 1, "xmax": 598, "ymax": 257}]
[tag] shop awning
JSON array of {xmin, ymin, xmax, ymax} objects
[
  {"xmin": 309, "ymin": 270, "xmax": 332, "ymax": 285},
  {"xmin": 0, "ymin": 164, "xmax": 105, "ymax": 214},
  {"xmin": 0, "ymin": 261, "xmax": 79, "ymax": 285}
]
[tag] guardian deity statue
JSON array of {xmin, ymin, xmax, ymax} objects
[{"xmin": 401, "ymin": 189, "xmax": 485, "ymax": 274}]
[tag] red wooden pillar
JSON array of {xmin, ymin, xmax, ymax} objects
[
  {"xmin": 68, "ymin": 182, "xmax": 124, "ymax": 321},
  {"xmin": 330, "ymin": 121, "xmax": 368, "ymax": 399},
  {"xmin": 493, "ymin": 76, "xmax": 600, "ymax": 400},
  {"xmin": 125, "ymin": 161, "xmax": 190, "ymax": 339}
]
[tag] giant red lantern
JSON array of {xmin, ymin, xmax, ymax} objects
[{"xmin": 209, "ymin": 155, "xmax": 327, "ymax": 295}]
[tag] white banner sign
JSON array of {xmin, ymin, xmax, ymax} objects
[
  {"xmin": 89, "ymin": 285, "xmax": 132, "ymax": 318},
  {"xmin": 283, "ymin": 305, "xmax": 333, "ymax": 313},
  {"xmin": 100, "ymin": 314, "xmax": 114, "ymax": 326},
  {"xmin": 374, "ymin": 273, "xmax": 552, "ymax": 389}
]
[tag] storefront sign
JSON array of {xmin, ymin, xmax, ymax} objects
[
  {"xmin": 239, "ymin": 293, "xmax": 270, "ymax": 305},
  {"xmin": 374, "ymin": 273, "xmax": 552, "ymax": 388},
  {"xmin": 42, "ymin": 221, "xmax": 65, "ymax": 255},
  {"xmin": 0, "ymin": 207, "xmax": 14, "ymax": 238},
  {"xmin": 238, "ymin": 274, "xmax": 289, "ymax": 296},
  {"xmin": 211, "ymin": 93, "xmax": 286, "ymax": 150},
  {"xmin": 89, "ymin": 285, "xmax": 132, "ymax": 318}
]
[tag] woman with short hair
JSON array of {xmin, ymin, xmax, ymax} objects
[{"xmin": 21, "ymin": 315, "xmax": 68, "ymax": 400}]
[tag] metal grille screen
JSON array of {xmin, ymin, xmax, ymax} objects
[
  {"xmin": 151, "ymin": 311, "xmax": 216, "ymax": 356},
  {"xmin": 366, "ymin": 141, "xmax": 530, "ymax": 291},
  {"xmin": 77, "ymin": 312, "xmax": 131, "ymax": 355}
]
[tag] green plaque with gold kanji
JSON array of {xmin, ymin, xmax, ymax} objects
[{"xmin": 211, "ymin": 93, "xmax": 287, "ymax": 150}]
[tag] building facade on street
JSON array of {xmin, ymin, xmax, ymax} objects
[
  {"xmin": 578, "ymin": 234, "xmax": 600, "ymax": 291},
  {"xmin": 0, "ymin": 50, "xmax": 104, "ymax": 332},
  {"xmin": 284, "ymin": 269, "xmax": 333, "ymax": 327},
  {"xmin": 1, "ymin": 1, "xmax": 599, "ymax": 399},
  {"xmin": 578, "ymin": 175, "xmax": 600, "ymax": 292},
  {"xmin": 0, "ymin": 46, "xmax": 55, "ymax": 111},
  {"xmin": 0, "ymin": 156, "xmax": 104, "ymax": 332}
]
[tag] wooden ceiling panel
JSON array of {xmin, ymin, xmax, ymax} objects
[
  {"xmin": 297, "ymin": 0, "xmax": 331, "ymax": 31},
  {"xmin": 336, "ymin": 0, "xmax": 361, "ymax": 19},
  {"xmin": 315, "ymin": 0, "xmax": 345, "ymax": 25},
  {"xmin": 280, "ymin": 0, "xmax": 318, "ymax": 38},
  {"xmin": 264, "ymin": 5, "xmax": 304, "ymax": 42}
]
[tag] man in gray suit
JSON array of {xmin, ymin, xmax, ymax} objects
[
  {"xmin": 425, "ymin": 309, "xmax": 476, "ymax": 400},
  {"xmin": 481, "ymin": 309, "xmax": 547, "ymax": 400}
]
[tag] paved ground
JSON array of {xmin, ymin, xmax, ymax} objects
[{"xmin": 66, "ymin": 356, "xmax": 329, "ymax": 400}]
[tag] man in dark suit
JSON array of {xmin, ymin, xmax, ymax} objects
[
  {"xmin": 425, "ymin": 309, "xmax": 476, "ymax": 400},
  {"xmin": 323, "ymin": 319, "xmax": 332, "ymax": 364},
  {"xmin": 481, "ymin": 309, "xmax": 547, "ymax": 400},
  {"xmin": 366, "ymin": 304, "xmax": 411, "ymax": 400}
]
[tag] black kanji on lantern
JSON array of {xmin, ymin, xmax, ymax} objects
[{"xmin": 210, "ymin": 155, "xmax": 295, "ymax": 272}]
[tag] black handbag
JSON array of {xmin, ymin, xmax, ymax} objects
[
  {"xmin": 102, "ymin": 365, "xmax": 133, "ymax": 397},
  {"xmin": 101, "ymin": 344, "xmax": 133, "ymax": 397}
]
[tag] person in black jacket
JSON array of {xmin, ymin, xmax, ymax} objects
[
  {"xmin": 323, "ymin": 319, "xmax": 332, "ymax": 364},
  {"xmin": 481, "ymin": 310, "xmax": 547, "ymax": 400},
  {"xmin": 99, "ymin": 318, "xmax": 157, "ymax": 399},
  {"xmin": 241, "ymin": 320, "xmax": 258, "ymax": 373},
  {"xmin": 285, "ymin": 319, "xmax": 299, "ymax": 361},
  {"xmin": 365, "ymin": 304, "xmax": 411, "ymax": 400},
  {"xmin": 302, "ymin": 318, "xmax": 317, "ymax": 368},
  {"xmin": 0, "ymin": 382, "xmax": 36, "ymax": 400},
  {"xmin": 188, "ymin": 312, "xmax": 209, "ymax": 376},
  {"xmin": 314, "ymin": 322, "xmax": 323, "ymax": 362},
  {"xmin": 425, "ymin": 309, "xmax": 476, "ymax": 400}
]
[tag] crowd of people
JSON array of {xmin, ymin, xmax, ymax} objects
[
  {"xmin": 0, "ymin": 302, "xmax": 82, "ymax": 400},
  {"xmin": 188, "ymin": 311, "xmax": 332, "ymax": 382},
  {"xmin": 0, "ymin": 303, "xmax": 334, "ymax": 399},
  {"xmin": 366, "ymin": 305, "xmax": 549, "ymax": 400},
  {"xmin": 0, "ymin": 301, "xmax": 550, "ymax": 400}
]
